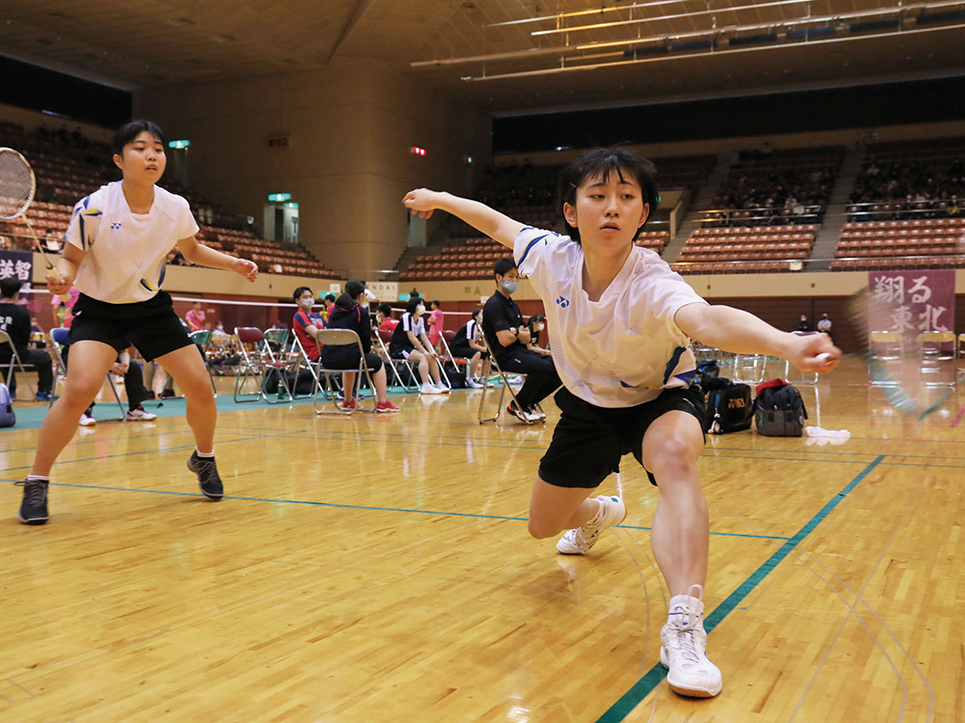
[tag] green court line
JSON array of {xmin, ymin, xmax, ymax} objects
[{"xmin": 594, "ymin": 454, "xmax": 886, "ymax": 723}]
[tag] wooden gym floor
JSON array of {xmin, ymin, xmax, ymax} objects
[{"xmin": 0, "ymin": 358, "xmax": 962, "ymax": 722}]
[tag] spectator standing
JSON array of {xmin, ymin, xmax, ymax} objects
[{"xmin": 185, "ymin": 300, "xmax": 206, "ymax": 332}]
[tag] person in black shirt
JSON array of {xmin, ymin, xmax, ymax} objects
[
  {"xmin": 322, "ymin": 281, "xmax": 400, "ymax": 413},
  {"xmin": 482, "ymin": 258, "xmax": 560, "ymax": 422},
  {"xmin": 526, "ymin": 314, "xmax": 550, "ymax": 356},
  {"xmin": 0, "ymin": 277, "xmax": 54, "ymax": 400},
  {"xmin": 449, "ymin": 307, "xmax": 487, "ymax": 388}
]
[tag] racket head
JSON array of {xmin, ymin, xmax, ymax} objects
[
  {"xmin": 843, "ymin": 285, "xmax": 945, "ymax": 418},
  {"xmin": 0, "ymin": 147, "xmax": 37, "ymax": 220}
]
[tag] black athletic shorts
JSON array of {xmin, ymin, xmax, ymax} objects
[
  {"xmin": 69, "ymin": 291, "xmax": 194, "ymax": 362},
  {"xmin": 538, "ymin": 385, "xmax": 706, "ymax": 489}
]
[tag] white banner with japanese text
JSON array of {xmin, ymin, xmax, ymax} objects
[{"xmin": 868, "ymin": 269, "xmax": 956, "ymax": 347}]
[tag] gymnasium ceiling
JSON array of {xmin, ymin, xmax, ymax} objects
[{"xmin": 1, "ymin": 0, "xmax": 965, "ymax": 113}]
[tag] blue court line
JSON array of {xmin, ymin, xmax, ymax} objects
[
  {"xmin": 595, "ymin": 454, "xmax": 886, "ymax": 723},
  {"xmin": 0, "ymin": 479, "xmax": 793, "ymax": 541}
]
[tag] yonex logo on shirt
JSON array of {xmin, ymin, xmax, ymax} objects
[
  {"xmin": 110, "ymin": 222, "xmax": 122, "ymax": 230},
  {"xmin": 556, "ymin": 296, "xmax": 569, "ymax": 308}
]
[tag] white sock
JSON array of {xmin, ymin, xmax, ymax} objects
[
  {"xmin": 195, "ymin": 448, "xmax": 215, "ymax": 459},
  {"xmin": 26, "ymin": 474, "xmax": 49, "ymax": 483}
]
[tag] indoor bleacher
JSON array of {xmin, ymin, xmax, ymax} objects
[{"xmin": 0, "ymin": 120, "xmax": 339, "ymax": 279}]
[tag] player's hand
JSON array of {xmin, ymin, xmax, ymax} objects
[
  {"xmin": 111, "ymin": 362, "xmax": 129, "ymax": 376},
  {"xmin": 234, "ymin": 258, "xmax": 258, "ymax": 282},
  {"xmin": 786, "ymin": 332, "xmax": 841, "ymax": 373},
  {"xmin": 403, "ymin": 189, "xmax": 442, "ymax": 219},
  {"xmin": 47, "ymin": 270, "xmax": 72, "ymax": 296}
]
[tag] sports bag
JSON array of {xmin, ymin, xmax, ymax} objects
[
  {"xmin": 754, "ymin": 379, "xmax": 807, "ymax": 437},
  {"xmin": 0, "ymin": 383, "xmax": 15, "ymax": 428},
  {"xmin": 704, "ymin": 381, "xmax": 753, "ymax": 434}
]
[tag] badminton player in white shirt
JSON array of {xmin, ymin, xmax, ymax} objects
[
  {"xmin": 17, "ymin": 120, "xmax": 258, "ymax": 526},
  {"xmin": 403, "ymin": 148, "xmax": 840, "ymax": 699}
]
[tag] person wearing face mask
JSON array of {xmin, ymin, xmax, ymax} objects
[
  {"xmin": 321, "ymin": 281, "xmax": 400, "ymax": 413},
  {"xmin": 482, "ymin": 258, "xmax": 561, "ymax": 423},
  {"xmin": 526, "ymin": 314, "xmax": 550, "ymax": 356},
  {"xmin": 292, "ymin": 286, "xmax": 326, "ymax": 363},
  {"xmin": 388, "ymin": 296, "xmax": 448, "ymax": 394}
]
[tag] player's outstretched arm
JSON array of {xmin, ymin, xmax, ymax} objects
[
  {"xmin": 403, "ymin": 189, "xmax": 525, "ymax": 249},
  {"xmin": 675, "ymin": 302, "xmax": 842, "ymax": 373},
  {"xmin": 178, "ymin": 236, "xmax": 258, "ymax": 282}
]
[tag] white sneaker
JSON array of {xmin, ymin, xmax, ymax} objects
[
  {"xmin": 660, "ymin": 586, "xmax": 723, "ymax": 698},
  {"xmin": 466, "ymin": 378, "xmax": 484, "ymax": 389},
  {"xmin": 433, "ymin": 381, "xmax": 451, "ymax": 394},
  {"xmin": 126, "ymin": 406, "xmax": 157, "ymax": 421},
  {"xmin": 420, "ymin": 382, "xmax": 446, "ymax": 395},
  {"xmin": 79, "ymin": 413, "xmax": 96, "ymax": 427},
  {"xmin": 556, "ymin": 495, "xmax": 627, "ymax": 554}
]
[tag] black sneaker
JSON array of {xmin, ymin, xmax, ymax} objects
[
  {"xmin": 187, "ymin": 452, "xmax": 224, "ymax": 500},
  {"xmin": 16, "ymin": 479, "xmax": 49, "ymax": 525}
]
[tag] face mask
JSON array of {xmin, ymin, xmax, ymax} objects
[
  {"xmin": 302, "ymin": 297, "xmax": 314, "ymax": 308},
  {"xmin": 501, "ymin": 280, "xmax": 519, "ymax": 294},
  {"xmin": 416, "ymin": 304, "xmax": 426, "ymax": 315},
  {"xmin": 536, "ymin": 323, "xmax": 544, "ymax": 331}
]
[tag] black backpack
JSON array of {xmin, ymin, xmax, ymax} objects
[
  {"xmin": 754, "ymin": 382, "xmax": 808, "ymax": 437},
  {"xmin": 703, "ymin": 378, "xmax": 753, "ymax": 434}
]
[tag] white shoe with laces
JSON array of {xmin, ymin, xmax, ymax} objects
[
  {"xmin": 420, "ymin": 382, "xmax": 446, "ymax": 395},
  {"xmin": 126, "ymin": 406, "xmax": 157, "ymax": 421},
  {"xmin": 660, "ymin": 585, "xmax": 723, "ymax": 698},
  {"xmin": 79, "ymin": 412, "xmax": 96, "ymax": 427},
  {"xmin": 556, "ymin": 495, "xmax": 627, "ymax": 554},
  {"xmin": 433, "ymin": 381, "xmax": 451, "ymax": 393}
]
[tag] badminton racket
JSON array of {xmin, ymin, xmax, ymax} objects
[
  {"xmin": 817, "ymin": 287, "xmax": 952, "ymax": 420},
  {"xmin": 0, "ymin": 147, "xmax": 63, "ymax": 281}
]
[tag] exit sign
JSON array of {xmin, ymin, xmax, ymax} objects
[{"xmin": 268, "ymin": 193, "xmax": 291, "ymax": 202}]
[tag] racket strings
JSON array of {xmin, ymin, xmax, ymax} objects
[{"xmin": 0, "ymin": 149, "xmax": 35, "ymax": 220}]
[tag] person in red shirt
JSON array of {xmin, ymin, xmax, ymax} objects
[
  {"xmin": 185, "ymin": 300, "xmax": 205, "ymax": 331},
  {"xmin": 376, "ymin": 303, "xmax": 398, "ymax": 332},
  {"xmin": 292, "ymin": 286, "xmax": 325, "ymax": 361}
]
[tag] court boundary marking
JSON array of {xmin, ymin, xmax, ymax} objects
[{"xmin": 594, "ymin": 454, "xmax": 886, "ymax": 722}]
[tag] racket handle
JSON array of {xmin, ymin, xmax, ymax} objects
[{"xmin": 816, "ymin": 352, "xmax": 831, "ymax": 364}]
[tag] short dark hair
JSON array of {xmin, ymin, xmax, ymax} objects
[
  {"xmin": 113, "ymin": 119, "xmax": 166, "ymax": 155},
  {"xmin": 557, "ymin": 147, "xmax": 659, "ymax": 243},
  {"xmin": 529, "ymin": 314, "xmax": 546, "ymax": 324},
  {"xmin": 344, "ymin": 280, "xmax": 365, "ymax": 301},
  {"xmin": 493, "ymin": 257, "xmax": 517, "ymax": 280},
  {"xmin": 430, "ymin": 300, "xmax": 440, "ymax": 309},
  {"xmin": 1, "ymin": 277, "xmax": 22, "ymax": 299},
  {"xmin": 405, "ymin": 296, "xmax": 423, "ymax": 314},
  {"xmin": 324, "ymin": 294, "xmax": 336, "ymax": 303},
  {"xmin": 472, "ymin": 307, "xmax": 483, "ymax": 321},
  {"xmin": 293, "ymin": 286, "xmax": 312, "ymax": 302},
  {"xmin": 377, "ymin": 303, "xmax": 393, "ymax": 316}
]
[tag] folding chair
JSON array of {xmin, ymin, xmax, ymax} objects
[
  {"xmin": 48, "ymin": 328, "xmax": 126, "ymax": 420},
  {"xmin": 376, "ymin": 329, "xmax": 418, "ymax": 392},
  {"xmin": 916, "ymin": 331, "xmax": 958, "ymax": 387},
  {"xmin": 733, "ymin": 353, "xmax": 767, "ymax": 384},
  {"xmin": 288, "ymin": 332, "xmax": 322, "ymax": 399},
  {"xmin": 476, "ymin": 334, "xmax": 545, "ymax": 425},
  {"xmin": 232, "ymin": 327, "xmax": 293, "ymax": 403},
  {"xmin": 0, "ymin": 330, "xmax": 35, "ymax": 398},
  {"xmin": 312, "ymin": 329, "xmax": 377, "ymax": 415},
  {"xmin": 189, "ymin": 329, "xmax": 218, "ymax": 396},
  {"xmin": 440, "ymin": 330, "xmax": 470, "ymax": 386},
  {"xmin": 868, "ymin": 331, "xmax": 904, "ymax": 387}
]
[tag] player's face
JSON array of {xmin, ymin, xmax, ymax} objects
[
  {"xmin": 115, "ymin": 131, "xmax": 166, "ymax": 186},
  {"xmin": 564, "ymin": 171, "xmax": 649, "ymax": 249}
]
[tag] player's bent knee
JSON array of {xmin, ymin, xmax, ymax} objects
[{"xmin": 527, "ymin": 516, "xmax": 562, "ymax": 540}]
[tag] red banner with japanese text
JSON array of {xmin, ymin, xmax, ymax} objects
[{"xmin": 868, "ymin": 269, "xmax": 956, "ymax": 347}]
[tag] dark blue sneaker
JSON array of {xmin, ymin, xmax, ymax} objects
[
  {"xmin": 16, "ymin": 479, "xmax": 49, "ymax": 525},
  {"xmin": 34, "ymin": 391, "xmax": 57, "ymax": 402},
  {"xmin": 187, "ymin": 452, "xmax": 224, "ymax": 500}
]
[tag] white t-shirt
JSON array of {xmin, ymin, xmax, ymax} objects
[
  {"xmin": 65, "ymin": 181, "xmax": 199, "ymax": 304},
  {"xmin": 400, "ymin": 312, "xmax": 425, "ymax": 337},
  {"xmin": 515, "ymin": 227, "xmax": 707, "ymax": 408}
]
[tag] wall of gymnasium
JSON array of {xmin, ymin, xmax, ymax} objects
[{"xmin": 133, "ymin": 60, "xmax": 490, "ymax": 281}]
